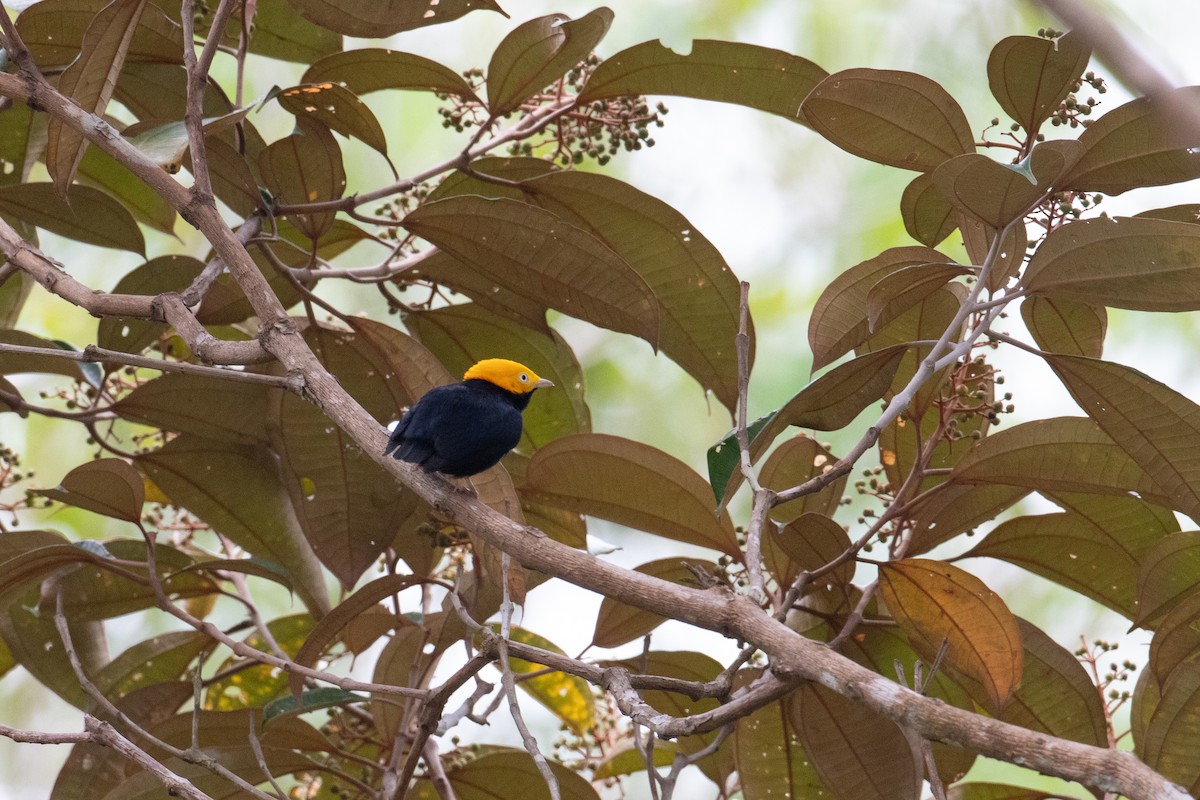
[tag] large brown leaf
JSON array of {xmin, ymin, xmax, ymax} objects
[
  {"xmin": 801, "ymin": 68, "xmax": 974, "ymax": 172},
  {"xmin": 114, "ymin": 372, "xmax": 270, "ymax": 445},
  {"xmin": 1138, "ymin": 663, "xmax": 1200, "ymax": 794},
  {"xmin": 1025, "ymin": 216, "xmax": 1200, "ymax": 311},
  {"xmin": 284, "ymin": 0, "xmax": 505, "ymax": 37},
  {"xmin": 260, "ymin": 119, "xmax": 346, "ymax": 241},
  {"xmin": 524, "ymin": 433, "xmax": 739, "ymax": 556},
  {"xmin": 302, "ymin": 48, "xmax": 481, "ymax": 100},
  {"xmin": 1138, "ymin": 532, "xmax": 1200, "ymax": 627},
  {"xmin": 404, "ymin": 195, "xmax": 658, "ymax": 346},
  {"xmin": 591, "ymin": 557, "xmax": 716, "ymax": 648},
  {"xmin": 487, "ymin": 9, "xmax": 612, "ymax": 116},
  {"xmin": 733, "ymin": 672, "xmax": 826, "ymax": 799},
  {"xmin": 579, "ymin": 39, "xmax": 827, "ymax": 124},
  {"xmin": 1046, "ymin": 354, "xmax": 1200, "ymax": 524},
  {"xmin": 931, "ymin": 142, "xmax": 1078, "ymax": 229},
  {"xmin": 878, "ymin": 558, "xmax": 1022, "ymax": 713},
  {"xmin": 1020, "ymin": 295, "xmax": 1106, "ymax": 357},
  {"xmin": 987, "ymin": 32, "xmax": 1091, "ymax": 135},
  {"xmin": 35, "ymin": 458, "xmax": 144, "ymax": 523},
  {"xmin": 759, "ymin": 437, "xmax": 845, "ymax": 524},
  {"xmin": 0, "ymin": 183, "xmax": 145, "ymax": 254},
  {"xmin": 277, "ymin": 82, "xmax": 389, "ymax": 158},
  {"xmin": 1150, "ymin": 592, "xmax": 1200, "ymax": 687}
]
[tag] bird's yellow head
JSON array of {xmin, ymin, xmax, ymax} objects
[{"xmin": 463, "ymin": 359, "xmax": 554, "ymax": 395}]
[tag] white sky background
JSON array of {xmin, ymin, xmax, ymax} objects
[{"xmin": 2, "ymin": 0, "xmax": 1200, "ymax": 797}]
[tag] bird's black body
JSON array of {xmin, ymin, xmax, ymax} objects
[{"xmin": 385, "ymin": 378, "xmax": 534, "ymax": 477}]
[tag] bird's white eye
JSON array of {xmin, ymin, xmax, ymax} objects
[{"xmin": 519, "ymin": 373, "xmax": 528, "ymax": 382}]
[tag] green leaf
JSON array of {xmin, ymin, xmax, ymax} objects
[
  {"xmin": 302, "ymin": 48, "xmax": 481, "ymax": 100},
  {"xmin": 592, "ymin": 558, "xmax": 716, "ymax": 648},
  {"xmin": 706, "ymin": 412, "xmax": 774, "ymax": 506},
  {"xmin": 123, "ymin": 106, "xmax": 252, "ymax": 173},
  {"xmin": 949, "ymin": 416, "xmax": 1171, "ymax": 504},
  {"xmin": 288, "ymin": 574, "xmax": 421, "ymax": 697},
  {"xmin": 789, "ymin": 683, "xmax": 920, "ymax": 800},
  {"xmin": 1138, "ymin": 533, "xmax": 1200, "ymax": 627},
  {"xmin": 403, "ymin": 195, "xmax": 659, "ymax": 346},
  {"xmin": 113, "ymin": 372, "xmax": 269, "ymax": 444},
  {"xmin": 491, "ymin": 625, "xmax": 596, "ymax": 734},
  {"xmin": 901, "ymin": 173, "xmax": 957, "ymax": 247},
  {"xmin": 931, "ymin": 142, "xmax": 1079, "ymax": 228},
  {"xmin": 964, "ymin": 492, "xmax": 1175, "ymax": 619},
  {"xmin": 1020, "ymin": 295, "xmax": 1106, "ymax": 357},
  {"xmin": 277, "ymin": 82, "xmax": 390, "ymax": 158},
  {"xmin": 260, "ymin": 119, "xmax": 346, "ymax": 241},
  {"xmin": 264, "ymin": 686, "xmax": 368, "ymax": 722},
  {"xmin": 284, "ymin": 0, "xmax": 505, "ymax": 37},
  {"xmin": 45, "ymin": 0, "xmax": 150, "ymax": 193},
  {"xmin": 405, "ymin": 302, "xmax": 590, "ymax": 449},
  {"xmin": 579, "ymin": 39, "xmax": 827, "ymax": 125},
  {"xmin": 0, "ymin": 183, "xmax": 145, "ymax": 254},
  {"xmin": 801, "ymin": 68, "xmax": 974, "ymax": 172},
  {"xmin": 987, "ymin": 32, "xmax": 1091, "ymax": 135},
  {"xmin": 1061, "ymin": 86, "xmax": 1200, "ymax": 196},
  {"xmin": 138, "ymin": 435, "xmax": 329, "ymax": 616},
  {"xmin": 1046, "ymin": 354, "xmax": 1200, "ymax": 523},
  {"xmin": 205, "ymin": 614, "xmax": 314, "ymax": 711},
  {"xmin": 34, "ymin": 458, "xmax": 144, "ymax": 523},
  {"xmin": 1138, "ymin": 663, "xmax": 1200, "ymax": 794},
  {"xmin": 1024, "ymin": 216, "xmax": 1200, "ymax": 311},
  {"xmin": 809, "ymin": 246, "xmax": 946, "ymax": 370},
  {"xmin": 878, "ymin": 558, "xmax": 1023, "ymax": 713},
  {"xmin": 487, "ymin": 9, "xmax": 612, "ymax": 116},
  {"xmin": 524, "ymin": 433, "xmax": 740, "ymax": 556}
]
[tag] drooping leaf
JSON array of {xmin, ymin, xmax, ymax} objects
[
  {"xmin": 592, "ymin": 557, "xmax": 716, "ymax": 648},
  {"xmin": 194, "ymin": 136, "xmax": 261, "ymax": 217},
  {"xmin": 733, "ymin": 672, "xmax": 826, "ymax": 800},
  {"xmin": 438, "ymin": 748, "xmax": 602, "ymax": 800},
  {"xmin": 901, "ymin": 173, "xmax": 958, "ymax": 247},
  {"xmin": 277, "ymin": 82, "xmax": 390, "ymax": 158},
  {"xmin": 93, "ymin": 631, "xmax": 212, "ymax": 699},
  {"xmin": 35, "ymin": 458, "xmax": 144, "ymax": 523},
  {"xmin": 809, "ymin": 246, "xmax": 946, "ymax": 370},
  {"xmin": 0, "ymin": 530, "xmax": 111, "ymax": 610},
  {"xmin": 1150, "ymin": 592, "xmax": 1200, "ymax": 687},
  {"xmin": 1046, "ymin": 353, "xmax": 1200, "ymax": 524},
  {"xmin": 801, "ymin": 68, "xmax": 974, "ymax": 172},
  {"xmin": 0, "ymin": 183, "xmax": 144, "ymax": 254},
  {"xmin": 949, "ymin": 416, "xmax": 1171, "ymax": 505},
  {"xmin": 435, "ymin": 160, "xmax": 748, "ymax": 415},
  {"xmin": 403, "ymin": 195, "xmax": 658, "ymax": 346},
  {"xmin": 487, "ymin": 9, "xmax": 612, "ymax": 116},
  {"xmin": 302, "ymin": 48, "xmax": 481, "ymax": 100},
  {"xmin": 579, "ymin": 39, "xmax": 827, "ymax": 124},
  {"xmin": 760, "ymin": 437, "xmax": 845, "ymax": 524},
  {"xmin": 45, "ymin": 0, "xmax": 149, "ymax": 193},
  {"xmin": 1138, "ymin": 663, "xmax": 1200, "ymax": 794},
  {"xmin": 789, "ymin": 683, "xmax": 920, "ymax": 800},
  {"xmin": 284, "ymin": 0, "xmax": 506, "ymax": 37},
  {"xmin": 288, "ymin": 574, "xmax": 420, "ymax": 696},
  {"xmin": 987, "ymin": 32, "xmax": 1091, "ymax": 134},
  {"xmin": 1138, "ymin": 533, "xmax": 1200, "ymax": 627},
  {"xmin": 1060, "ymin": 86, "xmax": 1200, "ymax": 195},
  {"xmin": 766, "ymin": 512, "xmax": 853, "ymax": 592},
  {"xmin": 1024, "ymin": 216, "xmax": 1200, "ymax": 310},
  {"xmin": 138, "ymin": 435, "xmax": 329, "ymax": 615},
  {"xmin": 931, "ymin": 142, "xmax": 1079, "ymax": 228},
  {"xmin": 1020, "ymin": 295, "xmax": 1106, "ymax": 357},
  {"xmin": 878, "ymin": 558, "xmax": 1023, "ymax": 713},
  {"xmin": 217, "ymin": 0, "xmax": 342, "ymax": 64},
  {"xmin": 964, "ymin": 492, "xmax": 1175, "ymax": 619},
  {"xmin": 524, "ymin": 433, "xmax": 740, "ymax": 556},
  {"xmin": 264, "ymin": 687, "xmax": 367, "ymax": 723},
  {"xmin": 405, "ymin": 302, "xmax": 590, "ymax": 449},
  {"xmin": 174, "ymin": 557, "xmax": 294, "ymax": 593},
  {"xmin": 260, "ymin": 118, "xmax": 346, "ymax": 241},
  {"xmin": 114, "ymin": 372, "xmax": 269, "ymax": 444}
]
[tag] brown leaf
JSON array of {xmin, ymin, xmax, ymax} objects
[
  {"xmin": 901, "ymin": 173, "xmax": 957, "ymax": 247},
  {"xmin": 987, "ymin": 32, "xmax": 1091, "ymax": 134},
  {"xmin": 260, "ymin": 119, "xmax": 346, "ymax": 240},
  {"xmin": 302, "ymin": 48, "xmax": 481, "ymax": 100},
  {"xmin": 1020, "ymin": 295, "xmax": 1106, "ymax": 357},
  {"xmin": 285, "ymin": 0, "xmax": 505, "ymax": 37},
  {"xmin": 1138, "ymin": 532, "xmax": 1200, "ymax": 627},
  {"xmin": 878, "ymin": 558, "xmax": 1023, "ymax": 713},
  {"xmin": 802, "ymin": 68, "xmax": 974, "ymax": 172},
  {"xmin": 35, "ymin": 458, "xmax": 144, "ymax": 523},
  {"xmin": 592, "ymin": 558, "xmax": 716, "ymax": 648}
]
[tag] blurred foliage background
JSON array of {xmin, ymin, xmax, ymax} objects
[{"xmin": 1, "ymin": 0, "xmax": 1199, "ymax": 796}]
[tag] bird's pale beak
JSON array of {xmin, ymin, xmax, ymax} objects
[{"xmin": 534, "ymin": 378, "xmax": 554, "ymax": 389}]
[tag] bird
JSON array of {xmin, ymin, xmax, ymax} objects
[{"xmin": 385, "ymin": 358, "xmax": 554, "ymax": 478}]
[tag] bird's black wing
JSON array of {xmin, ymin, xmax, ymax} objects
[{"xmin": 385, "ymin": 383, "xmax": 523, "ymax": 476}]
